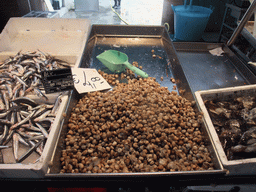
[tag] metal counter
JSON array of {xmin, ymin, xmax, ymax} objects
[{"xmin": 173, "ymin": 42, "xmax": 256, "ymax": 93}]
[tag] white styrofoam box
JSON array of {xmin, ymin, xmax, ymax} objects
[
  {"xmin": 0, "ymin": 93, "xmax": 69, "ymax": 178},
  {"xmin": 0, "ymin": 17, "xmax": 90, "ymax": 177},
  {"xmin": 195, "ymin": 85, "xmax": 256, "ymax": 175},
  {"xmin": 0, "ymin": 17, "xmax": 91, "ymax": 67}
]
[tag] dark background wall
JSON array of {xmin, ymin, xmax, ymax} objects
[
  {"xmin": 0, "ymin": 0, "xmax": 22, "ymax": 33},
  {"xmin": 0, "ymin": 0, "xmax": 44, "ymax": 33}
]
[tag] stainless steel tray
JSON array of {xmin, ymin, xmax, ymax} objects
[
  {"xmin": 46, "ymin": 25, "xmax": 225, "ymax": 178},
  {"xmin": 173, "ymin": 42, "xmax": 256, "ymax": 93}
]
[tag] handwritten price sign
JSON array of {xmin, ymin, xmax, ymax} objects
[{"xmin": 71, "ymin": 68, "xmax": 111, "ymax": 94}]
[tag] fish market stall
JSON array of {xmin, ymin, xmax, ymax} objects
[
  {"xmin": 45, "ymin": 25, "xmax": 256, "ymax": 186},
  {"xmin": 1, "ymin": 17, "xmax": 256, "ymax": 189}
]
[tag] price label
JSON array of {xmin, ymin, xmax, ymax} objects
[
  {"xmin": 41, "ymin": 68, "xmax": 74, "ymax": 94},
  {"xmin": 71, "ymin": 68, "xmax": 111, "ymax": 93}
]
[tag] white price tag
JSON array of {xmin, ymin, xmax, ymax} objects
[{"xmin": 71, "ymin": 68, "xmax": 111, "ymax": 94}]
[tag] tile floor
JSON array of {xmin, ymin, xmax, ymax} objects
[{"xmin": 62, "ymin": 0, "xmax": 164, "ymax": 25}]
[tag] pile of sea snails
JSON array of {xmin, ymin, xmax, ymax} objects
[{"xmin": 60, "ymin": 78, "xmax": 214, "ymax": 173}]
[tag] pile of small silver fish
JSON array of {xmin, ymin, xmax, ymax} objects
[{"xmin": 0, "ymin": 50, "xmax": 68, "ymax": 163}]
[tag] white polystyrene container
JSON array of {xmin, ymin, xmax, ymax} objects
[
  {"xmin": 195, "ymin": 85, "xmax": 256, "ymax": 175},
  {"xmin": 0, "ymin": 18, "xmax": 91, "ymax": 178}
]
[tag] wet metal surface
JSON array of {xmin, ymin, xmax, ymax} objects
[
  {"xmin": 87, "ymin": 45, "xmax": 174, "ymax": 91},
  {"xmin": 173, "ymin": 42, "xmax": 256, "ymax": 94},
  {"xmin": 177, "ymin": 52, "xmax": 247, "ymax": 91}
]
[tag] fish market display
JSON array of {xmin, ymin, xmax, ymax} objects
[
  {"xmin": 205, "ymin": 96, "xmax": 256, "ymax": 160},
  {"xmin": 0, "ymin": 51, "xmax": 67, "ymax": 163},
  {"xmin": 60, "ymin": 78, "xmax": 214, "ymax": 173},
  {"xmin": 0, "ymin": 50, "xmax": 70, "ymax": 100}
]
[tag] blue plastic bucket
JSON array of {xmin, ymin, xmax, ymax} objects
[{"xmin": 172, "ymin": 5, "xmax": 213, "ymax": 41}]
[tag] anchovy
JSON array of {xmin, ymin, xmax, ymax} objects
[
  {"xmin": 0, "ymin": 110, "xmax": 11, "ymax": 119},
  {"xmin": 28, "ymin": 135, "xmax": 45, "ymax": 141},
  {"xmin": 2, "ymin": 129, "xmax": 14, "ymax": 145},
  {"xmin": 33, "ymin": 88, "xmax": 48, "ymax": 101},
  {"xmin": 35, "ymin": 123, "xmax": 49, "ymax": 138},
  {"xmin": 25, "ymin": 131, "xmax": 43, "ymax": 137},
  {"xmin": 0, "ymin": 145, "xmax": 10, "ymax": 149},
  {"xmin": 21, "ymin": 70, "xmax": 35, "ymax": 81},
  {"xmin": 13, "ymin": 75, "xmax": 28, "ymax": 87},
  {"xmin": 17, "ymin": 139, "xmax": 43, "ymax": 163},
  {"xmin": 21, "ymin": 123, "xmax": 41, "ymax": 132},
  {"xmin": 0, "ymin": 125, "xmax": 9, "ymax": 145},
  {"xmin": 12, "ymin": 97, "xmax": 38, "ymax": 107},
  {"xmin": 14, "ymin": 64, "xmax": 25, "ymax": 75},
  {"xmin": 17, "ymin": 133, "xmax": 29, "ymax": 147},
  {"xmin": 2, "ymin": 91, "xmax": 9, "ymax": 110},
  {"xmin": 0, "ymin": 119, "xmax": 14, "ymax": 126},
  {"xmin": 12, "ymin": 83, "xmax": 22, "ymax": 99},
  {"xmin": 33, "ymin": 107, "xmax": 49, "ymax": 119},
  {"xmin": 34, "ymin": 110, "xmax": 51, "ymax": 122},
  {"xmin": 20, "ymin": 110, "xmax": 30, "ymax": 117},
  {"xmin": 28, "ymin": 140, "xmax": 43, "ymax": 156},
  {"xmin": 0, "ymin": 98, "xmax": 5, "ymax": 111},
  {"xmin": 10, "ymin": 110, "xmax": 36, "ymax": 130},
  {"xmin": 13, "ymin": 133, "xmax": 19, "ymax": 161},
  {"xmin": 29, "ymin": 104, "xmax": 53, "ymax": 112},
  {"xmin": 51, "ymin": 93, "xmax": 63, "ymax": 115},
  {"xmin": 36, "ymin": 118, "xmax": 54, "ymax": 128},
  {"xmin": 16, "ymin": 111, "xmax": 22, "ymax": 123}
]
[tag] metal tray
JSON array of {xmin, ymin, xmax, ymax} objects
[
  {"xmin": 173, "ymin": 42, "xmax": 256, "ymax": 93},
  {"xmin": 46, "ymin": 25, "xmax": 225, "ymax": 178}
]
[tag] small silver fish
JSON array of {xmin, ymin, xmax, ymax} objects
[{"xmin": 13, "ymin": 133, "xmax": 19, "ymax": 161}]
